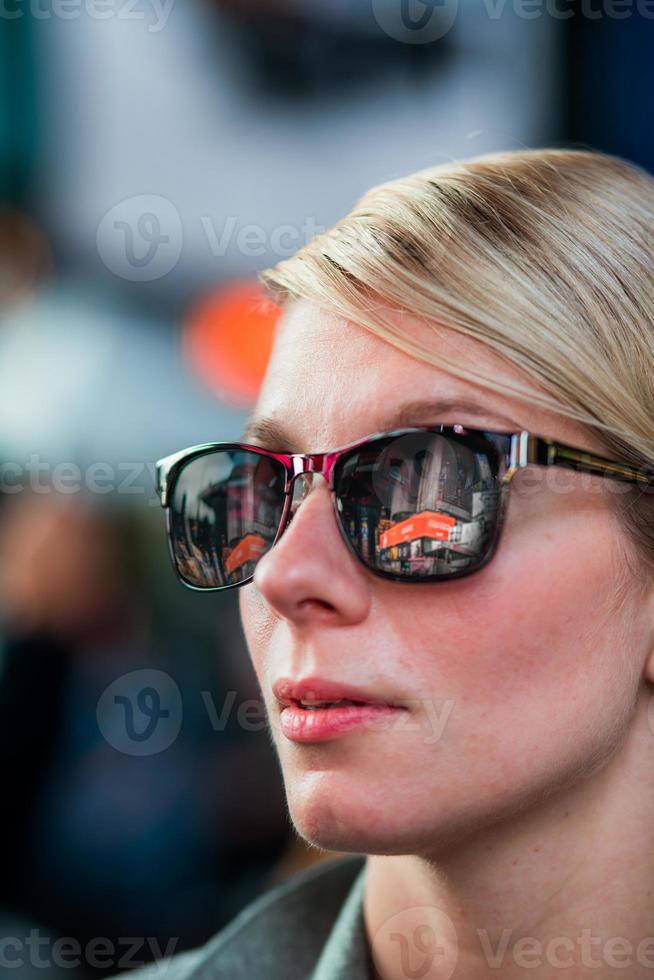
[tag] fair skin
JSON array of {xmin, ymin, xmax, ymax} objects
[{"xmin": 239, "ymin": 299, "xmax": 654, "ymax": 979}]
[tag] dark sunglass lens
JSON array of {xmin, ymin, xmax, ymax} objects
[
  {"xmin": 169, "ymin": 449, "xmax": 287, "ymax": 589},
  {"xmin": 334, "ymin": 431, "xmax": 504, "ymax": 581}
]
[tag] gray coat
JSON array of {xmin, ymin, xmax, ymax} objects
[{"xmin": 114, "ymin": 854, "xmax": 371, "ymax": 979}]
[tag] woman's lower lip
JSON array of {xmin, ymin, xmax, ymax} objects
[{"xmin": 279, "ymin": 703, "xmax": 406, "ymax": 742}]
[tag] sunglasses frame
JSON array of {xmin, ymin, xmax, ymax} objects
[{"xmin": 156, "ymin": 424, "xmax": 654, "ymax": 592}]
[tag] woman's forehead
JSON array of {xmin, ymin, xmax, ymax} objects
[
  {"xmin": 269, "ymin": 300, "xmax": 520, "ymax": 381},
  {"xmin": 262, "ymin": 303, "xmax": 523, "ymax": 413},
  {"xmin": 255, "ymin": 300, "xmax": 605, "ymax": 456}
]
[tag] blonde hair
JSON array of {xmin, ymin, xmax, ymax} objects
[{"xmin": 259, "ymin": 148, "xmax": 654, "ymax": 579}]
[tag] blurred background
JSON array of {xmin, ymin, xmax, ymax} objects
[{"xmin": 0, "ymin": 0, "xmax": 651, "ymax": 975}]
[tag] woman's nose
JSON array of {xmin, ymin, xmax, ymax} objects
[{"xmin": 252, "ymin": 473, "xmax": 371, "ymax": 626}]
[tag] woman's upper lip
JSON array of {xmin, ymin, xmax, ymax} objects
[{"xmin": 272, "ymin": 676, "xmax": 399, "ymax": 708}]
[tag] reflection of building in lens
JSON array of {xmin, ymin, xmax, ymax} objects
[
  {"xmin": 172, "ymin": 493, "xmax": 225, "ymax": 587},
  {"xmin": 376, "ymin": 498, "xmax": 496, "ymax": 575},
  {"xmin": 378, "ymin": 511, "xmax": 449, "ymax": 571},
  {"xmin": 223, "ymin": 533, "xmax": 267, "ymax": 580},
  {"xmin": 346, "ymin": 437, "xmax": 501, "ymax": 576},
  {"xmin": 198, "ymin": 455, "xmax": 283, "ymax": 584},
  {"xmin": 381, "ymin": 511, "xmax": 455, "ymax": 548},
  {"xmin": 360, "ymin": 516, "xmax": 369, "ymax": 560}
]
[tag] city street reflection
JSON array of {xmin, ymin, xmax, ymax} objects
[
  {"xmin": 171, "ymin": 450, "xmax": 286, "ymax": 588},
  {"xmin": 336, "ymin": 431, "xmax": 503, "ymax": 577}
]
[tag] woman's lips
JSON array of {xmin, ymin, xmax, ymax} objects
[
  {"xmin": 272, "ymin": 677, "xmax": 407, "ymax": 743},
  {"xmin": 278, "ymin": 700, "xmax": 406, "ymax": 742}
]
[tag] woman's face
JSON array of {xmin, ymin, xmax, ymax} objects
[{"xmin": 239, "ymin": 299, "xmax": 652, "ymax": 858}]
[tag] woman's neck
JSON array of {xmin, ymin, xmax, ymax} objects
[{"xmin": 363, "ymin": 683, "xmax": 654, "ymax": 980}]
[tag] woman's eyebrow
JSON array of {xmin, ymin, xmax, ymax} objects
[
  {"xmin": 240, "ymin": 398, "xmax": 524, "ymax": 452},
  {"xmin": 240, "ymin": 415, "xmax": 292, "ymax": 450},
  {"xmin": 376, "ymin": 398, "xmax": 524, "ymax": 433}
]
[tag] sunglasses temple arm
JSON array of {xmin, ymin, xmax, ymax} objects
[{"xmin": 529, "ymin": 436, "xmax": 654, "ymax": 486}]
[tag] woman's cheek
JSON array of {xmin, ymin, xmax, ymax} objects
[
  {"xmin": 239, "ymin": 586, "xmax": 273, "ymax": 683},
  {"xmin": 385, "ymin": 505, "xmax": 623, "ymax": 714}
]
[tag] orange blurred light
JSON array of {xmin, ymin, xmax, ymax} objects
[{"xmin": 183, "ymin": 280, "xmax": 282, "ymax": 408}]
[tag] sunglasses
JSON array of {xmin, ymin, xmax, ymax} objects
[{"xmin": 155, "ymin": 424, "xmax": 654, "ymax": 592}]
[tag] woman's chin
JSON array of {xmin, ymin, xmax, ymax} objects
[
  {"xmin": 290, "ymin": 811, "xmax": 412, "ymax": 857},
  {"xmin": 285, "ymin": 781, "xmax": 439, "ymax": 857},
  {"xmin": 283, "ymin": 767, "xmax": 530, "ymax": 860}
]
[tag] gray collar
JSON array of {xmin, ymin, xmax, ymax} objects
[
  {"xmin": 311, "ymin": 861, "xmax": 371, "ymax": 980},
  {"xmin": 124, "ymin": 855, "xmax": 372, "ymax": 980}
]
